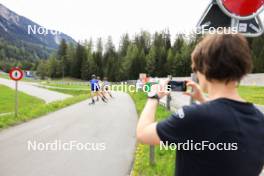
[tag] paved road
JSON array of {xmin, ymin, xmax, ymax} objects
[
  {"xmin": 171, "ymin": 73, "xmax": 264, "ymax": 86},
  {"xmin": 0, "ymin": 92, "xmax": 138, "ymax": 176},
  {"xmin": 0, "ymin": 78, "xmax": 71, "ymax": 103},
  {"xmin": 161, "ymin": 92, "xmax": 264, "ymax": 113},
  {"xmin": 240, "ymin": 73, "xmax": 264, "ymax": 86}
]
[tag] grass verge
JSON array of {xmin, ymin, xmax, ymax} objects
[
  {"xmin": 0, "ymin": 82, "xmax": 90, "ymax": 129},
  {"xmin": 39, "ymin": 82, "xmax": 90, "ymax": 96},
  {"xmin": 0, "ymin": 94, "xmax": 89, "ymax": 129},
  {"xmin": 129, "ymin": 91, "xmax": 175, "ymax": 176},
  {"xmin": 238, "ymin": 86, "xmax": 264, "ymax": 105},
  {"xmin": 0, "ymin": 85, "xmax": 44, "ymax": 114},
  {"xmin": 46, "ymin": 87, "xmax": 89, "ymax": 96}
]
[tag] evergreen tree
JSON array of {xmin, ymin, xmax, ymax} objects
[
  {"xmin": 167, "ymin": 48, "xmax": 177, "ymax": 76},
  {"xmin": 36, "ymin": 60, "xmax": 48, "ymax": 79},
  {"xmin": 0, "ymin": 49, "xmax": 6, "ymax": 60},
  {"xmin": 134, "ymin": 31, "xmax": 151, "ymax": 55},
  {"xmin": 146, "ymin": 46, "xmax": 157, "ymax": 76},
  {"xmin": 104, "ymin": 36, "xmax": 119, "ymax": 81},
  {"xmin": 173, "ymin": 34, "xmax": 185, "ymax": 53},
  {"xmin": 149, "ymin": 32, "xmax": 168, "ymax": 76},
  {"xmin": 72, "ymin": 43, "xmax": 86, "ymax": 78},
  {"xmin": 124, "ymin": 44, "xmax": 146, "ymax": 80},
  {"xmin": 93, "ymin": 38, "xmax": 104, "ymax": 77},
  {"xmin": 81, "ymin": 39, "xmax": 93, "ymax": 80},
  {"xmin": 118, "ymin": 34, "xmax": 131, "ymax": 80},
  {"xmin": 47, "ymin": 54, "xmax": 59, "ymax": 78},
  {"xmin": 251, "ymin": 35, "xmax": 264, "ymax": 73},
  {"xmin": 81, "ymin": 56, "xmax": 90, "ymax": 80},
  {"xmin": 67, "ymin": 43, "xmax": 76, "ymax": 77},
  {"xmin": 57, "ymin": 39, "xmax": 69, "ymax": 78},
  {"xmin": 4, "ymin": 29, "xmax": 264, "ymax": 81}
]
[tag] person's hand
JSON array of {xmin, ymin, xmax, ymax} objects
[
  {"xmin": 150, "ymin": 79, "xmax": 170, "ymax": 99},
  {"xmin": 183, "ymin": 81, "xmax": 207, "ymax": 103}
]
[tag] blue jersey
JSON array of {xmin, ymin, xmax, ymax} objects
[{"xmin": 90, "ymin": 79, "xmax": 99, "ymax": 91}]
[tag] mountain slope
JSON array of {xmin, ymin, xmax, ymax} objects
[{"xmin": 0, "ymin": 3, "xmax": 76, "ymax": 60}]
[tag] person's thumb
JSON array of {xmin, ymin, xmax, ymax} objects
[{"xmin": 183, "ymin": 92, "xmax": 192, "ymax": 97}]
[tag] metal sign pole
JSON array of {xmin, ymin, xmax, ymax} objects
[
  {"xmin": 15, "ymin": 81, "xmax": 18, "ymax": 117},
  {"xmin": 190, "ymin": 73, "xmax": 198, "ymax": 105},
  {"xmin": 166, "ymin": 75, "xmax": 172, "ymax": 111},
  {"xmin": 9, "ymin": 68, "xmax": 23, "ymax": 117},
  {"xmin": 149, "ymin": 145, "xmax": 155, "ymax": 165}
]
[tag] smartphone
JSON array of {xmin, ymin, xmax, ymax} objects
[{"xmin": 168, "ymin": 81, "xmax": 187, "ymax": 92}]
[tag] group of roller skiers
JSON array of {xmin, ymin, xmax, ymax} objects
[{"xmin": 89, "ymin": 74, "xmax": 113, "ymax": 105}]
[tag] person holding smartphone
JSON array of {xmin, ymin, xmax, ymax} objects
[{"xmin": 136, "ymin": 33, "xmax": 264, "ymax": 176}]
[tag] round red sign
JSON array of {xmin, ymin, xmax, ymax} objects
[
  {"xmin": 217, "ymin": 0, "xmax": 264, "ymax": 19},
  {"xmin": 9, "ymin": 68, "xmax": 24, "ymax": 81}
]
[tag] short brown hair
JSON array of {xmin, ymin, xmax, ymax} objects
[{"xmin": 191, "ymin": 33, "xmax": 252, "ymax": 82}]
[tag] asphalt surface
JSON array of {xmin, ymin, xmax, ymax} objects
[
  {"xmin": 240, "ymin": 73, "xmax": 264, "ymax": 86},
  {"xmin": 161, "ymin": 92, "xmax": 264, "ymax": 113},
  {"xmin": 0, "ymin": 92, "xmax": 138, "ymax": 176},
  {"xmin": 0, "ymin": 78, "xmax": 71, "ymax": 103},
  {"xmin": 172, "ymin": 73, "xmax": 264, "ymax": 86}
]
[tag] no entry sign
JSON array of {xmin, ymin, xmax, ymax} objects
[
  {"xmin": 217, "ymin": 0, "xmax": 264, "ymax": 20},
  {"xmin": 9, "ymin": 67, "xmax": 24, "ymax": 117},
  {"xmin": 9, "ymin": 68, "xmax": 24, "ymax": 81}
]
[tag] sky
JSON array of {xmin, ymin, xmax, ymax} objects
[{"xmin": 1, "ymin": 0, "xmax": 213, "ymax": 46}]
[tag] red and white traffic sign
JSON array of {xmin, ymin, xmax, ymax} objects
[
  {"xmin": 197, "ymin": 0, "xmax": 264, "ymax": 37},
  {"xmin": 9, "ymin": 68, "xmax": 24, "ymax": 81},
  {"xmin": 217, "ymin": 0, "xmax": 264, "ymax": 20}
]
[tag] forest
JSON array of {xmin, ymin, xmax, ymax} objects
[{"xmin": 1, "ymin": 30, "xmax": 264, "ymax": 81}]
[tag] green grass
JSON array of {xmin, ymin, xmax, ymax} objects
[
  {"xmin": 0, "ymin": 72, "xmax": 40, "ymax": 82},
  {"xmin": 0, "ymin": 72, "xmax": 10, "ymax": 80},
  {"xmin": 129, "ymin": 91, "xmax": 175, "ymax": 176},
  {"xmin": 41, "ymin": 82, "xmax": 89, "ymax": 88},
  {"xmin": 0, "ymin": 82, "xmax": 90, "ymax": 129},
  {"xmin": 0, "ymin": 85, "xmax": 44, "ymax": 114},
  {"xmin": 238, "ymin": 86, "xmax": 264, "ymax": 105},
  {"xmin": 45, "ymin": 77, "xmax": 86, "ymax": 82},
  {"xmin": 0, "ymin": 94, "xmax": 89, "ymax": 129},
  {"xmin": 46, "ymin": 87, "xmax": 89, "ymax": 96},
  {"xmin": 39, "ymin": 82, "xmax": 90, "ymax": 96}
]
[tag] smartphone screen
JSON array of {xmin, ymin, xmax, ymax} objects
[{"xmin": 168, "ymin": 81, "xmax": 187, "ymax": 92}]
